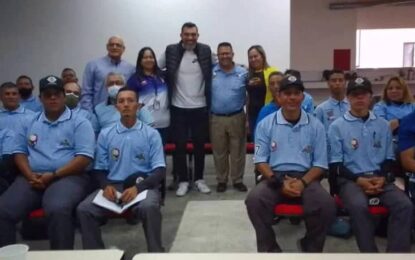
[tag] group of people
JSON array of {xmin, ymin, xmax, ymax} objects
[{"xmin": 0, "ymin": 21, "xmax": 415, "ymax": 253}]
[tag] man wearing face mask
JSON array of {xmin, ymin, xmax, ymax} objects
[
  {"xmin": 81, "ymin": 36, "xmax": 135, "ymax": 111},
  {"xmin": 92, "ymin": 72, "xmax": 153, "ymax": 134},
  {"xmin": 64, "ymin": 82, "xmax": 95, "ymax": 123},
  {"xmin": 16, "ymin": 75, "xmax": 42, "ymax": 112}
]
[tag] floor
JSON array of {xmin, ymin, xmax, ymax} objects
[{"xmin": 18, "ymin": 154, "xmax": 415, "ymax": 259}]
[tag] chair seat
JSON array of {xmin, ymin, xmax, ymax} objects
[
  {"xmin": 334, "ymin": 195, "xmax": 388, "ymax": 215},
  {"xmin": 273, "ymin": 203, "xmax": 304, "ymax": 216},
  {"xmin": 29, "ymin": 208, "xmax": 134, "ymax": 219}
]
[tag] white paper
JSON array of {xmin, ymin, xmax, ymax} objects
[{"xmin": 92, "ymin": 189, "xmax": 148, "ymax": 214}]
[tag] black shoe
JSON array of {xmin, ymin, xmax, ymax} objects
[
  {"xmin": 233, "ymin": 182, "xmax": 248, "ymax": 192},
  {"xmin": 296, "ymin": 237, "xmax": 306, "ymax": 252},
  {"xmin": 216, "ymin": 183, "xmax": 227, "ymax": 192}
]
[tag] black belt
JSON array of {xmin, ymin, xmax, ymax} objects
[{"xmin": 211, "ymin": 109, "xmax": 243, "ymax": 117}]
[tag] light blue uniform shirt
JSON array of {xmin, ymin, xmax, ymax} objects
[
  {"xmin": 94, "ymin": 120, "xmax": 166, "ymax": 181},
  {"xmin": 20, "ymin": 95, "xmax": 42, "ymax": 112},
  {"xmin": 314, "ymin": 97, "xmax": 349, "ymax": 131},
  {"xmin": 0, "ymin": 106, "xmax": 36, "ymax": 133},
  {"xmin": 211, "ymin": 64, "xmax": 247, "ymax": 114},
  {"xmin": 13, "ymin": 107, "xmax": 95, "ymax": 173},
  {"xmin": 254, "ymin": 109, "xmax": 328, "ymax": 172},
  {"xmin": 373, "ymin": 101, "xmax": 415, "ymax": 121},
  {"xmin": 0, "ymin": 128, "xmax": 15, "ymax": 155},
  {"xmin": 81, "ymin": 56, "xmax": 135, "ymax": 111},
  {"xmin": 328, "ymin": 111, "xmax": 394, "ymax": 174},
  {"xmin": 72, "ymin": 104, "xmax": 95, "ymax": 123},
  {"xmin": 92, "ymin": 101, "xmax": 154, "ymax": 133},
  {"xmin": 302, "ymin": 92, "xmax": 314, "ymax": 114}
]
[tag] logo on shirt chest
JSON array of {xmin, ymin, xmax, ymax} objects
[
  {"xmin": 302, "ymin": 145, "xmax": 313, "ymax": 154},
  {"xmin": 351, "ymin": 138, "xmax": 359, "ymax": 150},
  {"xmin": 111, "ymin": 148, "xmax": 120, "ymax": 161},
  {"xmin": 326, "ymin": 109, "xmax": 335, "ymax": 121},
  {"xmin": 136, "ymin": 153, "xmax": 145, "ymax": 161},
  {"xmin": 28, "ymin": 134, "xmax": 38, "ymax": 147},
  {"xmin": 271, "ymin": 141, "xmax": 277, "ymax": 152},
  {"xmin": 59, "ymin": 139, "xmax": 71, "ymax": 147}
]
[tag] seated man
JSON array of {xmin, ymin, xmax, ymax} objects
[
  {"xmin": 63, "ymin": 81, "xmax": 95, "ymax": 122},
  {"xmin": 77, "ymin": 87, "xmax": 165, "ymax": 252},
  {"xmin": 246, "ymin": 75, "xmax": 335, "ymax": 252},
  {"xmin": 0, "ymin": 75, "xmax": 95, "ymax": 249},
  {"xmin": 0, "ymin": 128, "xmax": 15, "ymax": 195},
  {"xmin": 328, "ymin": 77, "xmax": 413, "ymax": 252},
  {"xmin": 0, "ymin": 82, "xmax": 35, "ymax": 133},
  {"xmin": 92, "ymin": 72, "xmax": 153, "ymax": 134}
]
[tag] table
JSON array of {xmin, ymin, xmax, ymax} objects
[
  {"xmin": 28, "ymin": 249, "xmax": 124, "ymax": 260},
  {"xmin": 133, "ymin": 253, "xmax": 414, "ymax": 260}
]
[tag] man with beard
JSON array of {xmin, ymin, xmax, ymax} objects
[{"xmin": 16, "ymin": 75, "xmax": 42, "ymax": 112}]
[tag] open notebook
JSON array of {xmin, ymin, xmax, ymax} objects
[{"xmin": 92, "ymin": 189, "xmax": 148, "ymax": 214}]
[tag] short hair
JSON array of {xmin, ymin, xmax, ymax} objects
[
  {"xmin": 324, "ymin": 69, "xmax": 344, "ymax": 81},
  {"xmin": 268, "ymin": 71, "xmax": 284, "ymax": 81},
  {"xmin": 0, "ymin": 82, "xmax": 17, "ymax": 94},
  {"xmin": 116, "ymin": 87, "xmax": 139, "ymax": 102},
  {"xmin": 284, "ymin": 69, "xmax": 301, "ymax": 80},
  {"xmin": 217, "ymin": 42, "xmax": 233, "ymax": 51},
  {"xmin": 181, "ymin": 22, "xmax": 198, "ymax": 32},
  {"xmin": 61, "ymin": 67, "xmax": 76, "ymax": 74},
  {"xmin": 16, "ymin": 75, "xmax": 33, "ymax": 87},
  {"xmin": 247, "ymin": 45, "xmax": 269, "ymax": 71},
  {"xmin": 63, "ymin": 82, "xmax": 81, "ymax": 92},
  {"xmin": 381, "ymin": 76, "xmax": 413, "ymax": 104},
  {"xmin": 105, "ymin": 72, "xmax": 125, "ymax": 86}
]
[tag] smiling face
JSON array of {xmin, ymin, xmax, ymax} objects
[
  {"xmin": 180, "ymin": 26, "xmax": 199, "ymax": 49},
  {"xmin": 217, "ymin": 45, "xmax": 234, "ymax": 68},
  {"xmin": 385, "ymin": 79, "xmax": 404, "ymax": 102},
  {"xmin": 140, "ymin": 49, "xmax": 156, "ymax": 72},
  {"xmin": 0, "ymin": 86, "xmax": 20, "ymax": 110},
  {"xmin": 278, "ymin": 87, "xmax": 304, "ymax": 113},
  {"xmin": 106, "ymin": 36, "xmax": 125, "ymax": 60},
  {"xmin": 248, "ymin": 48, "xmax": 265, "ymax": 71}
]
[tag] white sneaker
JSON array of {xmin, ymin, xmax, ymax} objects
[
  {"xmin": 195, "ymin": 179, "xmax": 211, "ymax": 194},
  {"xmin": 176, "ymin": 182, "xmax": 189, "ymax": 197}
]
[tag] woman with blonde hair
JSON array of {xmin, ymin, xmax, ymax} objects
[
  {"xmin": 373, "ymin": 76, "xmax": 415, "ymax": 134},
  {"xmin": 246, "ymin": 45, "xmax": 278, "ymax": 137}
]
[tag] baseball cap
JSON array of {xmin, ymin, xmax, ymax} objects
[
  {"xmin": 39, "ymin": 75, "xmax": 64, "ymax": 92},
  {"xmin": 279, "ymin": 75, "xmax": 305, "ymax": 92},
  {"xmin": 347, "ymin": 77, "xmax": 372, "ymax": 95}
]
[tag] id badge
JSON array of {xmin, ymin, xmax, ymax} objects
[{"xmin": 153, "ymin": 99, "xmax": 160, "ymax": 111}]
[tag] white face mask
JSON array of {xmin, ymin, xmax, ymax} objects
[{"xmin": 108, "ymin": 85, "xmax": 122, "ymax": 98}]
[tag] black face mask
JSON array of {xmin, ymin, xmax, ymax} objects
[{"xmin": 19, "ymin": 88, "xmax": 33, "ymax": 99}]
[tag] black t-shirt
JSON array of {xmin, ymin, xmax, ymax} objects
[{"xmin": 246, "ymin": 71, "xmax": 266, "ymax": 118}]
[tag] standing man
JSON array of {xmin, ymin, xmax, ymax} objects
[
  {"xmin": 328, "ymin": 77, "xmax": 413, "ymax": 252},
  {"xmin": 211, "ymin": 42, "xmax": 247, "ymax": 192},
  {"xmin": 81, "ymin": 36, "xmax": 135, "ymax": 111},
  {"xmin": 0, "ymin": 75, "xmax": 95, "ymax": 249},
  {"xmin": 16, "ymin": 75, "xmax": 42, "ymax": 112},
  {"xmin": 0, "ymin": 82, "xmax": 35, "ymax": 133},
  {"xmin": 77, "ymin": 87, "xmax": 165, "ymax": 252},
  {"xmin": 61, "ymin": 68, "xmax": 79, "ymax": 84},
  {"xmin": 314, "ymin": 69, "xmax": 349, "ymax": 131},
  {"xmin": 159, "ymin": 22, "xmax": 213, "ymax": 196},
  {"xmin": 246, "ymin": 76, "xmax": 335, "ymax": 252}
]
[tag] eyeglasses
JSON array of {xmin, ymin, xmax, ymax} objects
[{"xmin": 107, "ymin": 43, "xmax": 124, "ymax": 48}]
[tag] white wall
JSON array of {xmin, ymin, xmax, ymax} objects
[
  {"xmin": 0, "ymin": 0, "xmax": 290, "ymax": 85},
  {"xmin": 290, "ymin": 0, "xmax": 357, "ymax": 71}
]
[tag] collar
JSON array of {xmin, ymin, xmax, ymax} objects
[
  {"xmin": 328, "ymin": 97, "xmax": 348, "ymax": 106},
  {"xmin": 116, "ymin": 120, "xmax": 143, "ymax": 134},
  {"xmin": 105, "ymin": 55, "xmax": 121, "ymax": 65},
  {"xmin": 39, "ymin": 107, "xmax": 72, "ymax": 124},
  {"xmin": 275, "ymin": 109, "xmax": 309, "ymax": 127},
  {"xmin": 72, "ymin": 105, "xmax": 81, "ymax": 113},
  {"xmin": 213, "ymin": 63, "xmax": 237, "ymax": 74},
  {"xmin": 0, "ymin": 105, "xmax": 25, "ymax": 114},
  {"xmin": 343, "ymin": 110, "xmax": 377, "ymax": 122}
]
